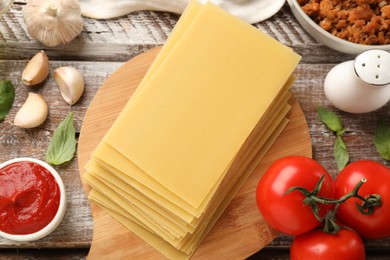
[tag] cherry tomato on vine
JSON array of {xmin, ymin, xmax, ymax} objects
[
  {"xmin": 290, "ymin": 228, "xmax": 366, "ymax": 260},
  {"xmin": 256, "ymin": 156, "xmax": 335, "ymax": 235},
  {"xmin": 335, "ymin": 160, "xmax": 390, "ymax": 239}
]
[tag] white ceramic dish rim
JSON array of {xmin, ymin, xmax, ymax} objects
[
  {"xmin": 287, "ymin": 0, "xmax": 390, "ymax": 54},
  {"xmin": 0, "ymin": 157, "xmax": 67, "ymax": 242}
]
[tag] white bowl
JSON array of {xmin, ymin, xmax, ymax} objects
[
  {"xmin": 0, "ymin": 157, "xmax": 67, "ymax": 242},
  {"xmin": 287, "ymin": 0, "xmax": 390, "ymax": 55}
]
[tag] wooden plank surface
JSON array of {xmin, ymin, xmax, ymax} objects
[
  {"xmin": 0, "ymin": 0, "xmax": 389, "ymax": 259},
  {"xmin": 0, "ymin": 2, "xmax": 354, "ymax": 63}
]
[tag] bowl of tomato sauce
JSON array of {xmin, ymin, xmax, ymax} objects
[{"xmin": 0, "ymin": 157, "xmax": 66, "ymax": 241}]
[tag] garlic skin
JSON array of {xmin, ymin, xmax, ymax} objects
[
  {"xmin": 53, "ymin": 66, "xmax": 85, "ymax": 105},
  {"xmin": 23, "ymin": 0, "xmax": 83, "ymax": 47},
  {"xmin": 14, "ymin": 93, "xmax": 48, "ymax": 128},
  {"xmin": 22, "ymin": 50, "xmax": 50, "ymax": 86}
]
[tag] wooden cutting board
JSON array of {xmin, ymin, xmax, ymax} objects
[{"xmin": 77, "ymin": 47, "xmax": 312, "ymax": 259}]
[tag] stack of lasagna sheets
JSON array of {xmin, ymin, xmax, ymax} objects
[{"xmin": 83, "ymin": 1, "xmax": 301, "ymax": 259}]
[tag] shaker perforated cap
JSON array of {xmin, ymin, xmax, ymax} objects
[{"xmin": 354, "ymin": 50, "xmax": 390, "ymax": 86}]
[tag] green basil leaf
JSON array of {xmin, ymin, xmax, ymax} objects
[
  {"xmin": 374, "ymin": 119, "xmax": 390, "ymax": 161},
  {"xmin": 334, "ymin": 137, "xmax": 349, "ymax": 170},
  {"xmin": 0, "ymin": 80, "xmax": 15, "ymax": 121},
  {"xmin": 46, "ymin": 112, "xmax": 76, "ymax": 165},
  {"xmin": 317, "ymin": 106, "xmax": 343, "ymax": 133},
  {"xmin": 318, "ymin": 106, "xmax": 350, "ymax": 169}
]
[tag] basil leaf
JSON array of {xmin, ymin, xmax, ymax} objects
[
  {"xmin": 318, "ymin": 106, "xmax": 350, "ymax": 169},
  {"xmin": 334, "ymin": 137, "xmax": 349, "ymax": 170},
  {"xmin": 374, "ymin": 119, "xmax": 390, "ymax": 161},
  {"xmin": 0, "ymin": 80, "xmax": 15, "ymax": 121},
  {"xmin": 317, "ymin": 106, "xmax": 343, "ymax": 133},
  {"xmin": 46, "ymin": 112, "xmax": 76, "ymax": 165}
]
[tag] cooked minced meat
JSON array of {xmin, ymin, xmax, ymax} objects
[{"xmin": 298, "ymin": 0, "xmax": 390, "ymax": 45}]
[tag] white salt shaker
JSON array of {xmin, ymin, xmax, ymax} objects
[{"xmin": 324, "ymin": 49, "xmax": 390, "ymax": 113}]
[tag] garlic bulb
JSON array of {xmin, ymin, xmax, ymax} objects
[
  {"xmin": 23, "ymin": 0, "xmax": 83, "ymax": 47},
  {"xmin": 53, "ymin": 66, "xmax": 85, "ymax": 105},
  {"xmin": 14, "ymin": 93, "xmax": 48, "ymax": 128},
  {"xmin": 22, "ymin": 50, "xmax": 50, "ymax": 86}
]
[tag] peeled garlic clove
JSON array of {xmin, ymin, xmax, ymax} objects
[
  {"xmin": 22, "ymin": 50, "xmax": 50, "ymax": 86},
  {"xmin": 14, "ymin": 93, "xmax": 48, "ymax": 128},
  {"xmin": 53, "ymin": 66, "xmax": 85, "ymax": 105},
  {"xmin": 23, "ymin": 0, "xmax": 83, "ymax": 47}
]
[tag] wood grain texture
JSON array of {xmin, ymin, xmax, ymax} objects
[
  {"xmin": 2, "ymin": 248, "xmax": 390, "ymax": 260},
  {"xmin": 1, "ymin": 2, "xmax": 354, "ymax": 63},
  {"xmin": 77, "ymin": 48, "xmax": 312, "ymax": 259}
]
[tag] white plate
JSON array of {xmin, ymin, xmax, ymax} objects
[{"xmin": 79, "ymin": 0, "xmax": 286, "ymax": 24}]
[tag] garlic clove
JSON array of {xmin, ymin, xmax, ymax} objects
[
  {"xmin": 14, "ymin": 93, "xmax": 48, "ymax": 128},
  {"xmin": 23, "ymin": 0, "xmax": 83, "ymax": 47},
  {"xmin": 53, "ymin": 66, "xmax": 85, "ymax": 106},
  {"xmin": 22, "ymin": 50, "xmax": 50, "ymax": 86}
]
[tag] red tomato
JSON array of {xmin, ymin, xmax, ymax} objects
[
  {"xmin": 335, "ymin": 160, "xmax": 390, "ymax": 239},
  {"xmin": 290, "ymin": 228, "xmax": 366, "ymax": 260},
  {"xmin": 256, "ymin": 156, "xmax": 335, "ymax": 235}
]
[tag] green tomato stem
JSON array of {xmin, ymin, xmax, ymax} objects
[
  {"xmin": 285, "ymin": 176, "xmax": 382, "ymax": 233},
  {"xmin": 309, "ymin": 178, "xmax": 367, "ymax": 205}
]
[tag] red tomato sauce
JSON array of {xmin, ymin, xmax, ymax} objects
[{"xmin": 0, "ymin": 161, "xmax": 60, "ymax": 235}]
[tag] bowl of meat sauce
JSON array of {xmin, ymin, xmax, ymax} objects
[
  {"xmin": 0, "ymin": 158, "xmax": 66, "ymax": 241},
  {"xmin": 288, "ymin": 0, "xmax": 390, "ymax": 54}
]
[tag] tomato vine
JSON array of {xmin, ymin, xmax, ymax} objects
[{"xmin": 286, "ymin": 175, "xmax": 382, "ymax": 234}]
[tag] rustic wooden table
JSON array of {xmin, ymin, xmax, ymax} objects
[{"xmin": 0, "ymin": 1, "xmax": 389, "ymax": 259}]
